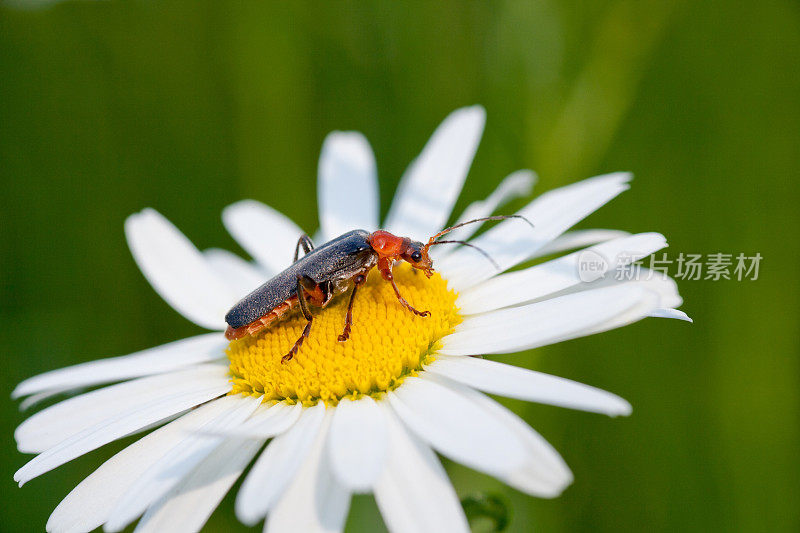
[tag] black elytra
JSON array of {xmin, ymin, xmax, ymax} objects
[{"xmin": 225, "ymin": 230, "xmax": 377, "ymax": 329}]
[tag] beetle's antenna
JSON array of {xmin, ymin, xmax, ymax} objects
[
  {"xmin": 427, "ymin": 240, "xmax": 500, "ymax": 269},
  {"xmin": 422, "ymin": 215, "xmax": 532, "ymax": 271},
  {"xmin": 427, "ymin": 214, "xmax": 533, "ymax": 243}
]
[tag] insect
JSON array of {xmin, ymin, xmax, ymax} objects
[{"xmin": 224, "ymin": 215, "xmax": 532, "ymax": 363}]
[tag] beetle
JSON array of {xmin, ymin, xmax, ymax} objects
[{"xmin": 224, "ymin": 215, "xmax": 531, "ymax": 363}]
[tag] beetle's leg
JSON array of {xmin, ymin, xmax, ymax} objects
[
  {"xmin": 282, "ymin": 321, "xmax": 312, "ymax": 364},
  {"xmin": 321, "ymin": 281, "xmax": 335, "ymax": 306},
  {"xmin": 389, "ymin": 275, "xmax": 430, "ymax": 317},
  {"xmin": 378, "ymin": 263, "xmax": 430, "ymax": 318},
  {"xmin": 293, "ymin": 235, "xmax": 315, "ymax": 262},
  {"xmin": 282, "ymin": 277, "xmax": 316, "ymax": 363},
  {"xmin": 312, "ymin": 279, "xmax": 335, "ymax": 307},
  {"xmin": 338, "ymin": 273, "xmax": 367, "ymax": 342},
  {"xmin": 296, "ymin": 278, "xmax": 315, "ymax": 322},
  {"xmin": 298, "ymin": 275, "xmax": 330, "ymax": 307}
]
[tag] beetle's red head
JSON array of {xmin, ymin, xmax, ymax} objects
[
  {"xmin": 368, "ymin": 215, "xmax": 533, "ymax": 279},
  {"xmin": 404, "ymin": 239, "xmax": 434, "ymax": 276}
]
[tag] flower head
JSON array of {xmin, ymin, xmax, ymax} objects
[{"xmin": 13, "ymin": 106, "xmax": 688, "ymax": 533}]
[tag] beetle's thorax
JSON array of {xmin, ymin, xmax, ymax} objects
[
  {"xmin": 367, "ymin": 230, "xmax": 409, "ymax": 258},
  {"xmin": 298, "ymin": 229, "xmax": 377, "ymax": 283},
  {"xmin": 368, "ymin": 230, "xmax": 434, "ymax": 277}
]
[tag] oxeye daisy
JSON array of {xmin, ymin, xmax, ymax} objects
[{"xmin": 13, "ymin": 106, "xmax": 689, "ymax": 533}]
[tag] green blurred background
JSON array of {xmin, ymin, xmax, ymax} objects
[{"xmin": 1, "ymin": 1, "xmax": 798, "ymax": 531}]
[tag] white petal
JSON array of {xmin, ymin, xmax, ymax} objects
[
  {"xmin": 19, "ymin": 387, "xmax": 74, "ymax": 411},
  {"xmin": 327, "ymin": 396, "xmax": 388, "ymax": 493},
  {"xmin": 14, "ymin": 366, "xmax": 231, "ymax": 486},
  {"xmin": 104, "ymin": 395, "xmax": 262, "ymax": 532},
  {"xmin": 45, "ymin": 398, "xmax": 241, "ymax": 533},
  {"xmin": 384, "ymin": 106, "xmax": 486, "ymax": 242},
  {"xmin": 222, "ymin": 200, "xmax": 304, "ymax": 274},
  {"xmin": 212, "ymin": 401, "xmax": 303, "ymax": 438},
  {"xmin": 439, "ymin": 284, "xmax": 661, "ymax": 356},
  {"xmin": 553, "ymin": 266, "xmax": 683, "ymax": 311},
  {"xmin": 374, "ymin": 403, "xmax": 469, "ymax": 533},
  {"xmin": 425, "ymin": 355, "xmax": 631, "ymax": 416},
  {"xmin": 266, "ymin": 412, "xmax": 351, "ymax": 533},
  {"xmin": 125, "ymin": 209, "xmax": 235, "ymax": 330},
  {"xmin": 16, "ymin": 363, "xmax": 229, "ymax": 454},
  {"xmin": 191, "ymin": 401, "xmax": 302, "ymax": 440},
  {"xmin": 13, "ymin": 333, "xmax": 226, "ymax": 400},
  {"xmin": 387, "ymin": 376, "xmax": 528, "ymax": 477},
  {"xmin": 650, "ymin": 308, "xmax": 693, "ymax": 322},
  {"xmin": 437, "ymin": 169, "xmax": 536, "ymax": 246},
  {"xmin": 134, "ymin": 437, "xmax": 264, "ymax": 533},
  {"xmin": 318, "ymin": 131, "xmax": 379, "ymax": 241},
  {"xmin": 533, "ymin": 229, "xmax": 630, "ymax": 258},
  {"xmin": 430, "ymin": 374, "xmax": 573, "ymax": 496},
  {"xmin": 235, "ymin": 403, "xmax": 326, "ymax": 526},
  {"xmin": 437, "ymin": 172, "xmax": 632, "ymax": 290},
  {"xmin": 203, "ymin": 248, "xmax": 268, "ymax": 298},
  {"xmin": 457, "ymin": 232, "xmax": 667, "ymax": 314},
  {"xmin": 578, "ymin": 280, "xmax": 679, "ymax": 337}
]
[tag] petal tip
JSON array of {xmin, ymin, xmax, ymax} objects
[
  {"xmin": 221, "ymin": 199, "xmax": 257, "ymax": 221},
  {"xmin": 650, "ymin": 308, "xmax": 692, "ymax": 322},
  {"xmin": 617, "ymin": 171, "xmax": 634, "ymax": 182},
  {"xmin": 234, "ymin": 500, "xmax": 263, "ymax": 528},
  {"xmin": 508, "ymin": 169, "xmax": 537, "ymax": 194},
  {"xmin": 536, "ymin": 471, "xmax": 574, "ymax": 499},
  {"xmin": 449, "ymin": 104, "xmax": 486, "ymax": 127},
  {"xmin": 319, "ymin": 130, "xmax": 376, "ymax": 179},
  {"xmin": 613, "ymin": 401, "xmax": 633, "ymax": 417}
]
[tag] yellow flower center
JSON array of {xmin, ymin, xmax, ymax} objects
[{"xmin": 226, "ymin": 263, "xmax": 461, "ymax": 405}]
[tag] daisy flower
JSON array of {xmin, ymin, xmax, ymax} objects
[{"xmin": 13, "ymin": 106, "xmax": 688, "ymax": 533}]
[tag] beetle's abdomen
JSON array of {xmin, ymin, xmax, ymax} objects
[
  {"xmin": 225, "ymin": 274, "xmax": 297, "ymax": 328},
  {"xmin": 225, "ymin": 296, "xmax": 298, "ymax": 340}
]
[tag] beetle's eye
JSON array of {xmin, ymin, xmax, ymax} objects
[{"xmin": 410, "ymin": 251, "xmax": 422, "ymax": 262}]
